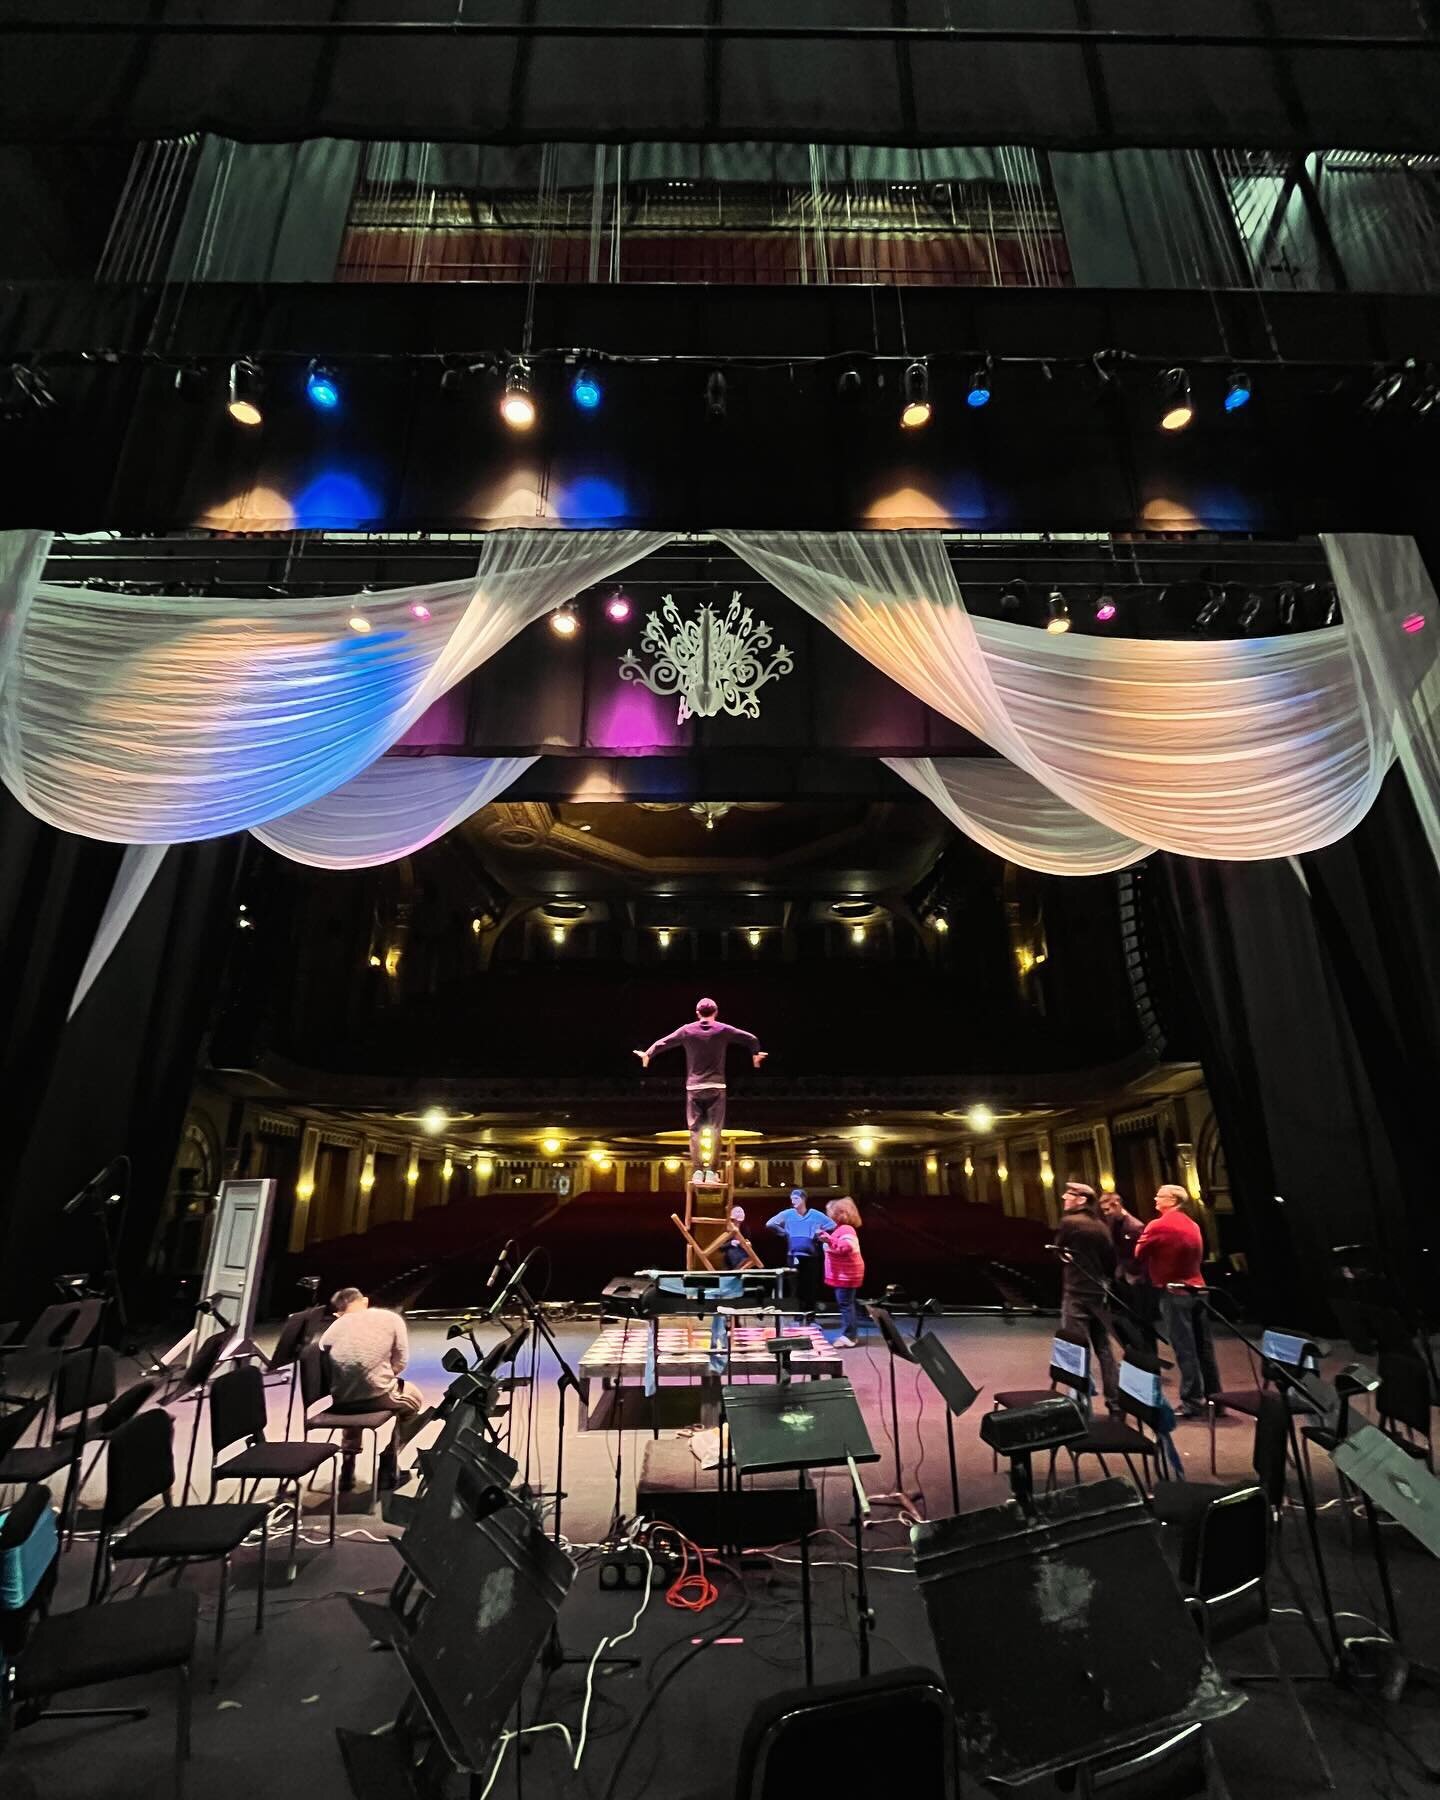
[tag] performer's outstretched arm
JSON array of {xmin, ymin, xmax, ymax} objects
[{"xmin": 634, "ymin": 1025, "xmax": 686, "ymax": 1069}]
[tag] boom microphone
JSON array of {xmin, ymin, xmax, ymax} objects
[
  {"xmin": 485, "ymin": 1248, "xmax": 537, "ymax": 1320},
  {"xmin": 483, "ymin": 1238, "xmax": 516, "ymax": 1296},
  {"xmin": 62, "ymin": 1157, "xmax": 127, "ymax": 1216}
]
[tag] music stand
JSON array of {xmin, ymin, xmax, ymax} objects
[
  {"xmin": 723, "ymin": 1378, "xmax": 879, "ymax": 1683},
  {"xmin": 860, "ymin": 1302, "xmax": 922, "ymax": 1512},
  {"xmin": 913, "ymin": 1478, "xmax": 1241, "ymax": 1786},
  {"xmin": 909, "ymin": 1332, "xmax": 981, "ymax": 1515},
  {"xmin": 341, "ymin": 1468, "xmax": 575, "ymax": 1793},
  {"xmin": 1332, "ymin": 1422, "xmax": 1440, "ymax": 1690}
]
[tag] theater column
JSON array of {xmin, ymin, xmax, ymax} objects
[
  {"xmin": 288, "ymin": 1124, "xmax": 321, "ymax": 1252},
  {"xmin": 355, "ymin": 1142, "xmax": 377, "ymax": 1235}
]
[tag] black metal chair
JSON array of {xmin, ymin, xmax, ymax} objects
[
  {"xmin": 1206, "ymin": 1327, "xmax": 1319, "ymax": 1477},
  {"xmin": 1186, "ymin": 1485, "xmax": 1334, "ymax": 1791},
  {"xmin": 735, "ymin": 1666, "xmax": 956, "ymax": 1798},
  {"xmin": 1152, "ymin": 1391, "xmax": 1290, "ymax": 1585},
  {"xmin": 298, "ymin": 1345, "xmax": 394, "ymax": 1510},
  {"xmin": 0, "ymin": 1301, "xmax": 100, "ymax": 1440},
  {"xmin": 1062, "ymin": 1349, "xmax": 1167, "ymax": 1496},
  {"xmin": 208, "ymin": 1363, "xmax": 338, "ymax": 1580},
  {"xmin": 0, "ymin": 1383, "xmax": 81, "ymax": 1508},
  {"xmin": 52, "ymin": 1372, "xmax": 161, "ymax": 1547},
  {"xmin": 989, "ymin": 1326, "xmax": 1090, "ymax": 1473},
  {"xmin": 154, "ymin": 1326, "xmax": 237, "ymax": 1504},
  {"xmin": 0, "ymin": 1483, "xmax": 198, "ymax": 1797},
  {"xmin": 1376, "ymin": 1350, "xmax": 1434, "ymax": 1470},
  {"xmin": 92, "ymin": 1407, "xmax": 270, "ymax": 1666}
]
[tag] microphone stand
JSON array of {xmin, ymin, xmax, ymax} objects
[
  {"xmin": 60, "ymin": 1158, "xmax": 132, "ymax": 1547},
  {"xmin": 486, "ymin": 1250, "xmax": 585, "ymax": 1550},
  {"xmin": 1182, "ymin": 1285, "xmax": 1343, "ymax": 1673}
]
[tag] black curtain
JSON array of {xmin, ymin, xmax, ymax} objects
[
  {"xmin": 1154, "ymin": 767, "xmax": 1440, "ymax": 1328},
  {"xmin": 0, "ymin": 793, "xmax": 243, "ymax": 1326}
]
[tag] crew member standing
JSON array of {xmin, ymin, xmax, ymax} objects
[
  {"xmin": 1135, "ymin": 1184, "xmax": 1220, "ymax": 1418},
  {"xmin": 1099, "ymin": 1189, "xmax": 1156, "ymax": 1353},
  {"xmin": 817, "ymin": 1197, "xmax": 866, "ymax": 1347},
  {"xmin": 1055, "ymin": 1182, "xmax": 1120, "ymax": 1409},
  {"xmin": 765, "ymin": 1188, "xmax": 826, "ymax": 1315},
  {"xmin": 634, "ymin": 997, "xmax": 766, "ymax": 1182}
]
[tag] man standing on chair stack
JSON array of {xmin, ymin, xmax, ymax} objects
[{"xmin": 634, "ymin": 997, "xmax": 767, "ymax": 1185}]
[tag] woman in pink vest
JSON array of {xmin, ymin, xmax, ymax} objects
[{"xmin": 818, "ymin": 1197, "xmax": 866, "ymax": 1347}]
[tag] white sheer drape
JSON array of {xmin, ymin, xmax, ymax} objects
[
  {"xmin": 253, "ymin": 754, "xmax": 537, "ymax": 869},
  {"xmin": 883, "ymin": 757, "xmax": 1150, "ymax": 875},
  {"xmin": 0, "ymin": 530, "xmax": 665, "ymax": 843},
  {"xmin": 721, "ymin": 530, "xmax": 1397, "ymax": 862},
  {"xmin": 68, "ymin": 842, "xmax": 168, "ymax": 1018},
  {"xmin": 1323, "ymin": 533, "xmax": 1440, "ymax": 870}
]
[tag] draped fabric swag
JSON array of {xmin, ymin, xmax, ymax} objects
[
  {"xmin": 2, "ymin": 526, "xmax": 1438, "ymax": 1008},
  {"xmin": 718, "ymin": 530, "xmax": 1438, "ymax": 870},
  {"xmin": 0, "ymin": 528, "xmax": 663, "ymax": 843}
]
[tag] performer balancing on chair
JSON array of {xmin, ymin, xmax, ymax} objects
[{"xmin": 634, "ymin": 996, "xmax": 767, "ymax": 1185}]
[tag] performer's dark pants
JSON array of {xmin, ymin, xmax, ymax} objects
[
  {"xmin": 1060, "ymin": 1289, "xmax": 1119, "ymax": 1405},
  {"xmin": 791, "ymin": 1252, "xmax": 822, "ymax": 1315},
  {"xmin": 686, "ymin": 1085, "xmax": 726, "ymax": 1166}
]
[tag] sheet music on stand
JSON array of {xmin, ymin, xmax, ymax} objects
[{"xmin": 1334, "ymin": 1424, "xmax": 1440, "ymax": 1560}]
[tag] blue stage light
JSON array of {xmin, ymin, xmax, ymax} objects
[
  {"xmin": 571, "ymin": 367, "xmax": 602, "ymax": 411},
  {"xmin": 966, "ymin": 365, "xmax": 992, "ymax": 409},
  {"xmin": 1224, "ymin": 370, "xmax": 1252, "ymax": 413},
  {"xmin": 306, "ymin": 361, "xmax": 341, "ymax": 410}
]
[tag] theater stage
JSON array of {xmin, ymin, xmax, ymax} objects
[{"xmin": 7, "ymin": 1315, "xmax": 1440, "ymax": 1800}]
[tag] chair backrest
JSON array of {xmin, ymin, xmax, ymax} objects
[
  {"xmin": 19, "ymin": 1303, "xmax": 81, "ymax": 1351},
  {"xmin": 55, "ymin": 1345, "xmax": 118, "ymax": 1424},
  {"xmin": 103, "ymin": 1407, "xmax": 175, "ymax": 1529},
  {"xmin": 299, "ymin": 1343, "xmax": 332, "ymax": 1410},
  {"xmin": 58, "ymin": 1297, "xmax": 103, "ymax": 1351},
  {"xmin": 1192, "ymin": 1486, "xmax": 1269, "ymax": 1642},
  {"xmin": 92, "ymin": 1378, "xmax": 158, "ymax": 1439},
  {"xmin": 177, "ymin": 1326, "xmax": 233, "ymax": 1394},
  {"xmin": 734, "ymin": 1666, "xmax": 955, "ymax": 1799},
  {"xmin": 1250, "ymin": 1391, "xmax": 1289, "ymax": 1510},
  {"xmin": 1115, "ymin": 1351, "xmax": 1164, "ymax": 1434},
  {"xmin": 1377, "ymin": 1352, "xmax": 1432, "ymax": 1443},
  {"xmin": 1048, "ymin": 1328, "xmax": 1092, "ymax": 1400},
  {"xmin": 0, "ymin": 1398, "xmax": 45, "ymax": 1459},
  {"xmin": 209, "ymin": 1364, "xmax": 267, "ymax": 1460},
  {"xmin": 267, "ymin": 1309, "xmax": 313, "ymax": 1372},
  {"xmin": 0, "ymin": 1486, "xmax": 59, "ymax": 1651}
]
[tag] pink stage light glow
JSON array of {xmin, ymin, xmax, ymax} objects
[
  {"xmin": 409, "ymin": 601, "xmax": 432, "ymax": 621},
  {"xmin": 1095, "ymin": 601, "xmax": 1117, "ymax": 623},
  {"xmin": 1402, "ymin": 612, "xmax": 1426, "ymax": 634},
  {"xmin": 605, "ymin": 592, "xmax": 633, "ymax": 623}
]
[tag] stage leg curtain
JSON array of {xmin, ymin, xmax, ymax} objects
[
  {"xmin": 719, "ymin": 530, "xmax": 1408, "ymax": 866},
  {"xmin": 0, "ymin": 527, "xmax": 666, "ymax": 843}
]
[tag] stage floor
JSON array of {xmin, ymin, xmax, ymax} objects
[{"xmin": 8, "ymin": 1313, "xmax": 1440, "ymax": 1800}]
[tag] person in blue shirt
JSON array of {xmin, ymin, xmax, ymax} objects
[{"xmin": 765, "ymin": 1189, "xmax": 826, "ymax": 1315}]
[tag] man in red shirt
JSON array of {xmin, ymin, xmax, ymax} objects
[{"xmin": 1135, "ymin": 1183, "xmax": 1220, "ymax": 1418}]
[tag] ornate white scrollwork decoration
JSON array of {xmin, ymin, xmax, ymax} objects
[{"xmin": 617, "ymin": 592, "xmax": 794, "ymax": 724}]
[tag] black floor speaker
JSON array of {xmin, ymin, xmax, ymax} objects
[{"xmin": 637, "ymin": 1437, "xmax": 816, "ymax": 1547}]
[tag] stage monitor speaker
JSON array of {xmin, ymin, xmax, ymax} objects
[
  {"xmin": 601, "ymin": 1275, "xmax": 656, "ymax": 1319},
  {"xmin": 637, "ymin": 1438, "xmax": 816, "ymax": 1547},
  {"xmin": 912, "ymin": 1478, "xmax": 1240, "ymax": 1785}
]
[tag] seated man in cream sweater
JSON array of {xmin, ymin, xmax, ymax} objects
[{"xmin": 319, "ymin": 1287, "xmax": 427, "ymax": 1491}]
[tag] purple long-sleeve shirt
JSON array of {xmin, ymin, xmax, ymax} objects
[{"xmin": 643, "ymin": 1019, "xmax": 762, "ymax": 1088}]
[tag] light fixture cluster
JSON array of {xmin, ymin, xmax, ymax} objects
[{"xmin": 1157, "ymin": 366, "xmax": 1251, "ymax": 433}]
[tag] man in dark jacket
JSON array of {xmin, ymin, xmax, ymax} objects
[{"xmin": 1055, "ymin": 1181, "xmax": 1120, "ymax": 1408}]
